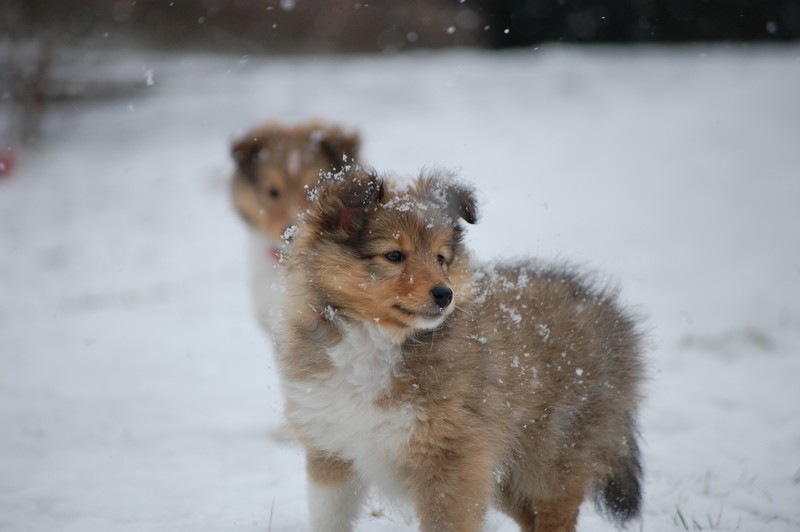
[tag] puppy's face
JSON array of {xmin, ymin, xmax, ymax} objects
[
  {"xmin": 289, "ymin": 169, "xmax": 478, "ymax": 342},
  {"xmin": 231, "ymin": 123, "xmax": 359, "ymax": 244}
]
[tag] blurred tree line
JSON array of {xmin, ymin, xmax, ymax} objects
[
  {"xmin": 3, "ymin": 0, "xmax": 798, "ymax": 53},
  {"xmin": 1, "ymin": 0, "xmax": 797, "ymax": 157}
]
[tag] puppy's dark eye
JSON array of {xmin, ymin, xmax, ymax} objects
[
  {"xmin": 436, "ymin": 255, "xmax": 446, "ymax": 266},
  {"xmin": 267, "ymin": 187, "xmax": 280, "ymax": 199},
  {"xmin": 384, "ymin": 251, "xmax": 405, "ymax": 263}
]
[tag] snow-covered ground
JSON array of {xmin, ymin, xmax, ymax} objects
[{"xmin": 1, "ymin": 45, "xmax": 799, "ymax": 531}]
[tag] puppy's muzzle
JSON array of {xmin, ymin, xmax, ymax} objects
[{"xmin": 430, "ymin": 285, "xmax": 453, "ymax": 309}]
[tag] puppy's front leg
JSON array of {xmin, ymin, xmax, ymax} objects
[
  {"xmin": 405, "ymin": 443, "xmax": 494, "ymax": 532},
  {"xmin": 306, "ymin": 449, "xmax": 364, "ymax": 532}
]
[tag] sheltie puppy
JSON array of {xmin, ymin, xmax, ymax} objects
[
  {"xmin": 277, "ymin": 167, "xmax": 645, "ymax": 532},
  {"xmin": 230, "ymin": 121, "xmax": 359, "ymax": 337}
]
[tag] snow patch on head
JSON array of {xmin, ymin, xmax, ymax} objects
[
  {"xmin": 307, "ymin": 165, "xmax": 357, "ymax": 202},
  {"xmin": 382, "ymin": 194, "xmax": 421, "ymax": 213}
]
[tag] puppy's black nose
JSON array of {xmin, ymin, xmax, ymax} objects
[{"xmin": 430, "ymin": 285, "xmax": 453, "ymax": 308}]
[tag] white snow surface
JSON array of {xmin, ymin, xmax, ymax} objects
[{"xmin": 2, "ymin": 45, "xmax": 799, "ymax": 531}]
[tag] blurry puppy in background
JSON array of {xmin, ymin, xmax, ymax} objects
[
  {"xmin": 277, "ymin": 167, "xmax": 645, "ymax": 532},
  {"xmin": 230, "ymin": 121, "xmax": 360, "ymax": 338}
]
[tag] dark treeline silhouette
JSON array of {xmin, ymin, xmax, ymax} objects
[
  {"xmin": 2, "ymin": 0, "xmax": 799, "ymax": 53},
  {"xmin": 478, "ymin": 0, "xmax": 800, "ymax": 45}
]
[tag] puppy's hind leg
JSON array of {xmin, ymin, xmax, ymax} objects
[
  {"xmin": 530, "ymin": 495, "xmax": 582, "ymax": 532},
  {"xmin": 306, "ymin": 450, "xmax": 364, "ymax": 532},
  {"xmin": 497, "ymin": 481, "xmax": 537, "ymax": 532},
  {"xmin": 505, "ymin": 470, "xmax": 590, "ymax": 532}
]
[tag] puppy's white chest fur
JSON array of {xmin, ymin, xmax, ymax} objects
[{"xmin": 285, "ymin": 322, "xmax": 416, "ymax": 494}]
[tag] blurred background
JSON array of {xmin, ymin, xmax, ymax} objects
[{"xmin": 2, "ymin": 0, "xmax": 799, "ymax": 157}]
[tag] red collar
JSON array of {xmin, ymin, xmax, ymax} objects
[{"xmin": 269, "ymin": 247, "xmax": 282, "ymax": 264}]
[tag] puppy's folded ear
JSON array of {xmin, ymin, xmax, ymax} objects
[
  {"xmin": 418, "ymin": 174, "xmax": 479, "ymax": 225},
  {"xmin": 231, "ymin": 135, "xmax": 265, "ymax": 173},
  {"xmin": 312, "ymin": 168, "xmax": 383, "ymax": 231},
  {"xmin": 444, "ymin": 182, "xmax": 478, "ymax": 225},
  {"xmin": 318, "ymin": 130, "xmax": 361, "ymax": 169}
]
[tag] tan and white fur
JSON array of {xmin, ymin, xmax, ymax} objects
[
  {"xmin": 230, "ymin": 121, "xmax": 359, "ymax": 337},
  {"xmin": 278, "ymin": 168, "xmax": 645, "ymax": 532}
]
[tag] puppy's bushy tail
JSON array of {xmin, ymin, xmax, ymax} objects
[{"xmin": 595, "ymin": 416, "xmax": 643, "ymax": 527}]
